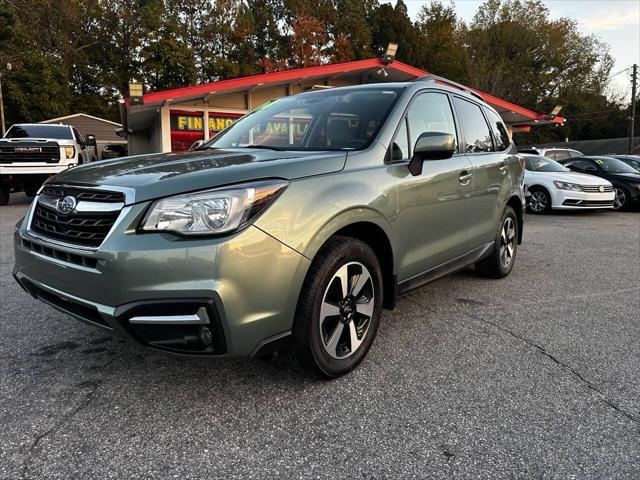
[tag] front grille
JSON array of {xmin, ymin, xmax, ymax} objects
[
  {"xmin": 30, "ymin": 186, "xmax": 124, "ymax": 248},
  {"xmin": 563, "ymin": 199, "xmax": 613, "ymax": 206},
  {"xmin": 581, "ymin": 185, "xmax": 613, "ymax": 193},
  {"xmin": 41, "ymin": 185, "xmax": 124, "ymax": 203},
  {"xmin": 21, "ymin": 238, "xmax": 98, "ymax": 269},
  {"xmin": 23, "ymin": 281, "xmax": 111, "ymax": 329},
  {"xmin": 0, "ymin": 145, "xmax": 60, "ymax": 163}
]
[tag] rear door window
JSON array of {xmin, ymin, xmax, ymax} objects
[
  {"xmin": 484, "ymin": 109, "xmax": 511, "ymax": 151},
  {"xmin": 452, "ymin": 97, "xmax": 493, "ymax": 153}
]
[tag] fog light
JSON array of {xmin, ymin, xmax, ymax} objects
[{"xmin": 198, "ymin": 325, "xmax": 212, "ymax": 346}]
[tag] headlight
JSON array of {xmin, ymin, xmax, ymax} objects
[
  {"xmin": 63, "ymin": 146, "xmax": 75, "ymax": 159},
  {"xmin": 140, "ymin": 179, "xmax": 288, "ymax": 236},
  {"xmin": 553, "ymin": 181, "xmax": 582, "ymax": 191}
]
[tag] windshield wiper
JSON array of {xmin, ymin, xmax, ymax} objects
[{"xmin": 241, "ymin": 144, "xmax": 287, "ymax": 151}]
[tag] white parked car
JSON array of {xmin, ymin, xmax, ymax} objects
[
  {"xmin": 523, "ymin": 154, "xmax": 614, "ymax": 213},
  {"xmin": 518, "ymin": 147, "xmax": 584, "ymax": 161}
]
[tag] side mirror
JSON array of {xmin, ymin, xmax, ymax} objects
[
  {"xmin": 85, "ymin": 135, "xmax": 97, "ymax": 147},
  {"xmin": 408, "ymin": 132, "xmax": 456, "ymax": 176},
  {"xmin": 189, "ymin": 139, "xmax": 204, "ymax": 151}
]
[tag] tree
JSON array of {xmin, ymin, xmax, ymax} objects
[
  {"xmin": 141, "ymin": 34, "xmax": 198, "ymax": 90},
  {"xmin": 415, "ymin": 1, "xmax": 469, "ymax": 82},
  {"xmin": 290, "ymin": 15, "xmax": 328, "ymax": 67},
  {"xmin": 464, "ymin": 0, "xmax": 612, "ymax": 106},
  {"xmin": 0, "ymin": 0, "xmax": 631, "ymax": 145},
  {"xmin": 461, "ymin": 0, "xmax": 621, "ymax": 144},
  {"xmin": 329, "ymin": 0, "xmax": 375, "ymax": 61},
  {"xmin": 370, "ymin": 0, "xmax": 424, "ymax": 68},
  {"xmin": 249, "ymin": 0, "xmax": 288, "ymax": 71}
]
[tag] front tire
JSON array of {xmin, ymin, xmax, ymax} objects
[
  {"xmin": 527, "ymin": 187, "xmax": 551, "ymax": 214},
  {"xmin": 286, "ymin": 236, "xmax": 383, "ymax": 378},
  {"xmin": 475, "ymin": 206, "xmax": 518, "ymax": 278},
  {"xmin": 612, "ymin": 186, "xmax": 628, "ymax": 211}
]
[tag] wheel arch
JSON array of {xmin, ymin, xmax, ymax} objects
[
  {"xmin": 333, "ymin": 222, "xmax": 396, "ymax": 309},
  {"xmin": 304, "ymin": 209, "xmax": 397, "ymax": 310},
  {"xmin": 506, "ymin": 195, "xmax": 524, "ymax": 245},
  {"xmin": 526, "ymin": 184, "xmax": 552, "ymax": 216}
]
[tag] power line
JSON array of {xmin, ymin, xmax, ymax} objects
[{"xmin": 607, "ymin": 67, "xmax": 630, "ymax": 81}]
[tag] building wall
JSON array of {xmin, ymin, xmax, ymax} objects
[
  {"xmin": 42, "ymin": 115, "xmax": 122, "ymax": 143},
  {"xmin": 129, "ymin": 111, "xmax": 163, "ymax": 156}
]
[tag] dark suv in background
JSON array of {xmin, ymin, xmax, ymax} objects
[{"xmin": 14, "ymin": 78, "xmax": 525, "ymax": 378}]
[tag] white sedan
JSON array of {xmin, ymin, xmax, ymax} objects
[{"xmin": 523, "ymin": 154, "xmax": 614, "ymax": 213}]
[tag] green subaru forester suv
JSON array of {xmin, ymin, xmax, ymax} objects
[{"xmin": 13, "ymin": 78, "xmax": 524, "ymax": 378}]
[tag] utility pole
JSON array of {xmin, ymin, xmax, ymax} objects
[
  {"xmin": 0, "ymin": 69, "xmax": 5, "ymax": 136},
  {"xmin": 630, "ymin": 64, "xmax": 638, "ymax": 155},
  {"xmin": 0, "ymin": 63, "xmax": 10, "ymax": 136}
]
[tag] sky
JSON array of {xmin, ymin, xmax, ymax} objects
[{"xmin": 398, "ymin": 0, "xmax": 640, "ymax": 100}]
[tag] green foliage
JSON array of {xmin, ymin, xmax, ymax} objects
[
  {"xmin": 370, "ymin": 1, "xmax": 423, "ymax": 67},
  {"xmin": 0, "ymin": 0, "xmax": 633, "ymax": 142},
  {"xmin": 415, "ymin": 1, "xmax": 470, "ymax": 82},
  {"xmin": 5, "ymin": 56, "xmax": 71, "ymax": 122}
]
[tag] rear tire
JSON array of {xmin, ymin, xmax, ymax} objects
[
  {"xmin": 0, "ymin": 185, "xmax": 9, "ymax": 206},
  {"xmin": 475, "ymin": 206, "xmax": 518, "ymax": 279},
  {"xmin": 286, "ymin": 236, "xmax": 383, "ymax": 378},
  {"xmin": 527, "ymin": 187, "xmax": 551, "ymax": 214}
]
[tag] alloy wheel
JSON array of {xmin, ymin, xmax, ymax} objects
[
  {"xmin": 529, "ymin": 191, "xmax": 548, "ymax": 213},
  {"xmin": 613, "ymin": 188, "xmax": 626, "ymax": 210},
  {"xmin": 499, "ymin": 217, "xmax": 516, "ymax": 269},
  {"xmin": 319, "ymin": 261, "xmax": 374, "ymax": 359}
]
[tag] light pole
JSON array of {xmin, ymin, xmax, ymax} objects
[
  {"xmin": 630, "ymin": 64, "xmax": 638, "ymax": 155},
  {"xmin": 0, "ymin": 63, "xmax": 12, "ymax": 136}
]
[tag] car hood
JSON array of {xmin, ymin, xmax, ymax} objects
[
  {"xmin": 47, "ymin": 148, "xmax": 347, "ymax": 203},
  {"xmin": 605, "ymin": 172, "xmax": 640, "ymax": 183},
  {"xmin": 0, "ymin": 138, "xmax": 72, "ymax": 145},
  {"xmin": 527, "ymin": 171, "xmax": 611, "ymax": 185}
]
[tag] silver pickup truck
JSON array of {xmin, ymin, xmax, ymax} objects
[{"xmin": 0, "ymin": 123, "xmax": 96, "ymax": 205}]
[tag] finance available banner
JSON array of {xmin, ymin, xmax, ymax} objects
[{"xmin": 170, "ymin": 111, "xmax": 243, "ymax": 134}]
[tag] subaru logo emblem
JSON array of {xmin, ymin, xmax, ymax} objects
[
  {"xmin": 598, "ymin": 185, "xmax": 604, "ymax": 193},
  {"xmin": 57, "ymin": 196, "xmax": 77, "ymax": 215}
]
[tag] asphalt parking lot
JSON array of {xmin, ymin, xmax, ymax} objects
[{"xmin": 1, "ymin": 193, "xmax": 639, "ymax": 479}]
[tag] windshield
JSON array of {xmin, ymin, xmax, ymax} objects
[
  {"xmin": 524, "ymin": 155, "xmax": 568, "ymax": 172},
  {"xmin": 4, "ymin": 124, "xmax": 73, "ymax": 140},
  {"xmin": 205, "ymin": 87, "xmax": 403, "ymax": 151},
  {"xmin": 619, "ymin": 157, "xmax": 640, "ymax": 171},
  {"xmin": 592, "ymin": 157, "xmax": 638, "ymax": 174}
]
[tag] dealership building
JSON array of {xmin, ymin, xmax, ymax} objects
[{"xmin": 121, "ymin": 58, "xmax": 563, "ymax": 155}]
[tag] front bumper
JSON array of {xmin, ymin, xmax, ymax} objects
[
  {"xmin": 13, "ymin": 200, "xmax": 310, "ymax": 357},
  {"xmin": 549, "ymin": 189, "xmax": 614, "ymax": 210}
]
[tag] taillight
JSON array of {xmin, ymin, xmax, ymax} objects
[{"xmin": 518, "ymin": 156, "xmax": 526, "ymax": 170}]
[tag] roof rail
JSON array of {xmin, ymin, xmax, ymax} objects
[{"xmin": 416, "ymin": 75, "xmax": 485, "ymax": 102}]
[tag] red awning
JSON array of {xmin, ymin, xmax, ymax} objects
[{"xmin": 136, "ymin": 58, "xmax": 562, "ymax": 127}]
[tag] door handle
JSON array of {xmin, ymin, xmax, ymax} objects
[
  {"xmin": 459, "ymin": 172, "xmax": 473, "ymax": 185},
  {"xmin": 499, "ymin": 164, "xmax": 509, "ymax": 174}
]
